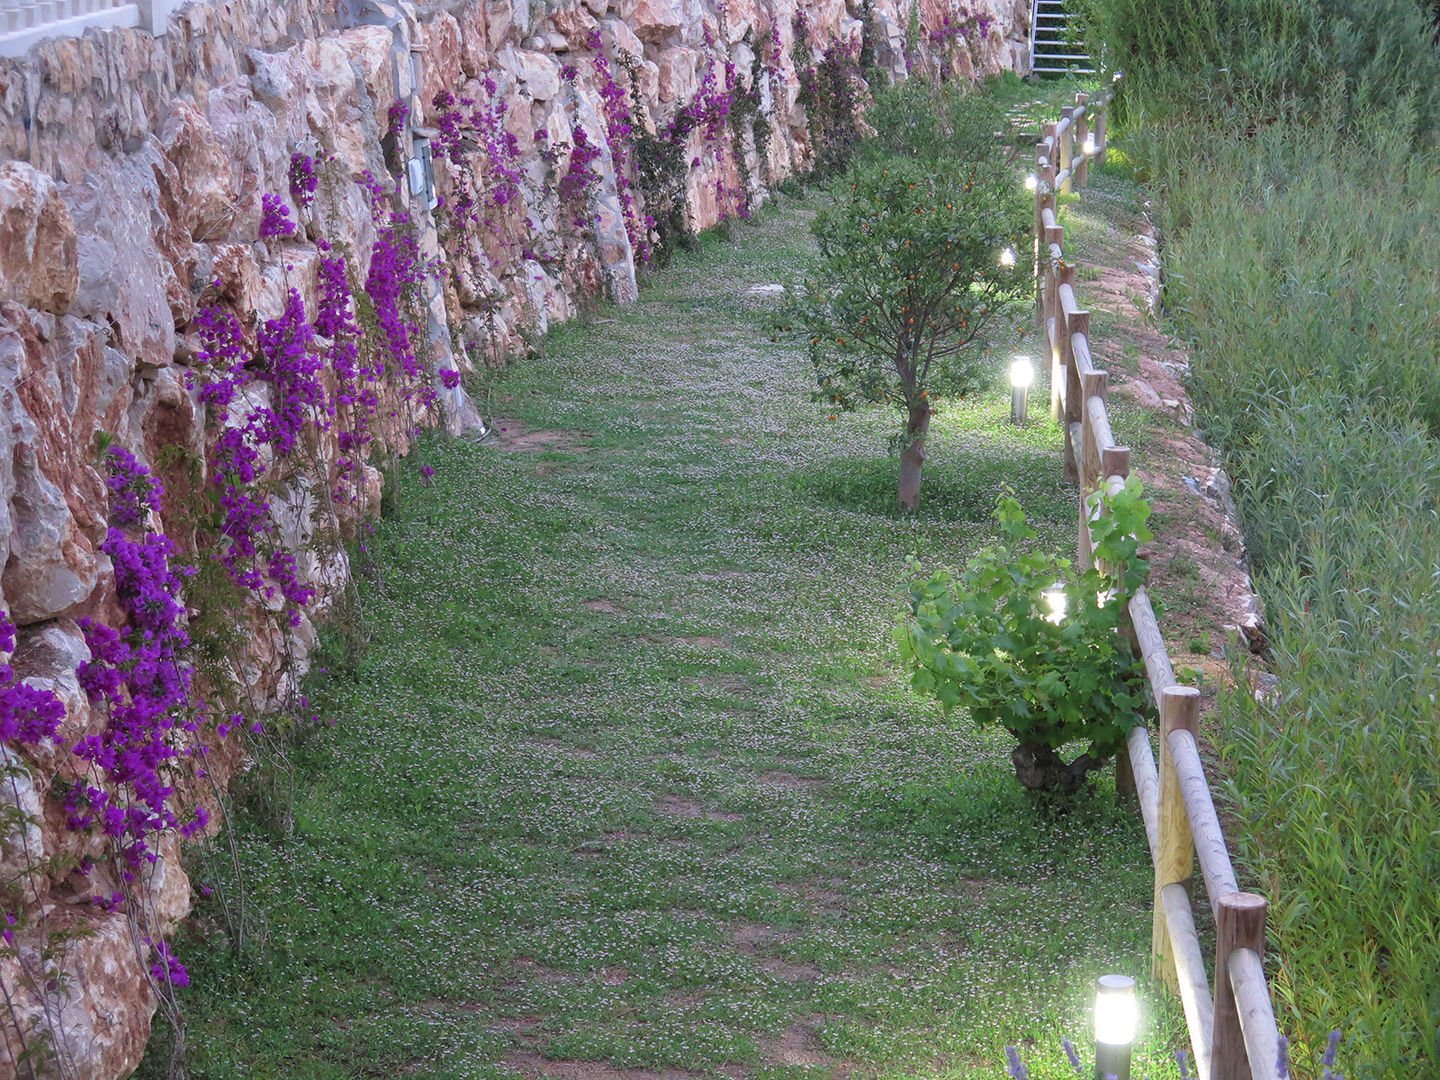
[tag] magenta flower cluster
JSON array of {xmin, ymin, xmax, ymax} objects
[
  {"xmin": 105, "ymin": 446, "xmax": 162, "ymax": 528},
  {"xmin": 192, "ymin": 303, "xmax": 249, "ymax": 411},
  {"xmin": 200, "ymin": 288, "xmax": 327, "ymax": 623},
  {"xmin": 387, "ymin": 99, "xmax": 409, "ymax": 140},
  {"xmin": 366, "ymin": 216, "xmax": 432, "ymax": 403},
  {"xmin": 259, "ymin": 193, "xmax": 297, "ymax": 240},
  {"xmin": 558, "ymin": 123, "xmax": 604, "ymax": 221},
  {"xmin": 66, "ymin": 451, "xmax": 221, "ymax": 987},
  {"xmin": 254, "ymin": 287, "xmax": 328, "ymax": 456},
  {"xmin": 0, "ymin": 612, "xmax": 65, "ymax": 749},
  {"xmin": 587, "ymin": 30, "xmax": 650, "ymax": 266},
  {"xmin": 429, "ymin": 86, "xmax": 522, "ymax": 228},
  {"xmin": 289, "ymin": 152, "xmax": 319, "ymax": 210},
  {"xmin": 316, "ymin": 243, "xmax": 381, "ymax": 503},
  {"xmin": 146, "ymin": 938, "xmax": 191, "ymax": 988}
]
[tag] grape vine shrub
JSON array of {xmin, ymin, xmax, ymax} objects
[{"xmin": 899, "ymin": 481, "xmax": 1156, "ymax": 793}]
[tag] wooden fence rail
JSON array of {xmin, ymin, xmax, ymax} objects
[{"xmin": 1034, "ymin": 86, "xmax": 1284, "ymax": 1080}]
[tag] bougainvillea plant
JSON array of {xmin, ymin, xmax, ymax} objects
[{"xmin": 289, "ymin": 152, "xmax": 319, "ymax": 211}]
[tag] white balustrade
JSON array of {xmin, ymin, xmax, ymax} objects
[{"xmin": 0, "ymin": 0, "xmax": 188, "ymax": 58}]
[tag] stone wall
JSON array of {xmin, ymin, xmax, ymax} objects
[{"xmin": 0, "ymin": 0, "xmax": 1030, "ymax": 1075}]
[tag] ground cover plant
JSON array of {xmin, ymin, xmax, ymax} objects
[
  {"xmin": 1073, "ymin": 3, "xmax": 1440, "ymax": 1075},
  {"xmin": 139, "ymin": 178, "xmax": 1192, "ymax": 1078}
]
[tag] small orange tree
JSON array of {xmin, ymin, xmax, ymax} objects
[{"xmin": 785, "ymin": 156, "xmax": 1030, "ymax": 511}]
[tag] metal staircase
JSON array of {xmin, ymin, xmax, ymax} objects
[{"xmin": 1029, "ymin": 0, "xmax": 1095, "ymax": 75}]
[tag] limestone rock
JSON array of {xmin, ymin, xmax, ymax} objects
[
  {"xmin": 159, "ymin": 101, "xmax": 234, "ymax": 242},
  {"xmin": 602, "ymin": 16, "xmax": 644, "ymax": 61},
  {"xmin": 420, "ymin": 12, "xmax": 465, "ymax": 102},
  {"xmin": 0, "ymin": 163, "xmax": 79, "ymax": 317},
  {"xmin": 657, "ymin": 45, "xmax": 700, "ymax": 102},
  {"xmin": 0, "ymin": 910, "xmax": 157, "ymax": 1080},
  {"xmin": 621, "ymin": 0, "xmax": 684, "ymax": 42},
  {"xmin": 515, "ymin": 49, "xmax": 563, "ymax": 101},
  {"xmin": 67, "ymin": 152, "xmax": 179, "ymax": 368}
]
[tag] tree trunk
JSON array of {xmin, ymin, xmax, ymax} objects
[
  {"xmin": 897, "ymin": 401, "xmax": 931, "ymax": 512},
  {"xmin": 1011, "ymin": 742, "xmax": 1107, "ymax": 794}
]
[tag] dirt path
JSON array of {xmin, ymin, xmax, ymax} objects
[{"xmin": 1056, "ymin": 173, "xmax": 1262, "ymax": 694}]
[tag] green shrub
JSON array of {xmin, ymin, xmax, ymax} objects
[
  {"xmin": 899, "ymin": 483, "xmax": 1155, "ymax": 793},
  {"xmin": 777, "ymin": 156, "xmax": 1030, "ymax": 511},
  {"xmin": 1103, "ymin": 32, "xmax": 1440, "ymax": 1075},
  {"xmin": 1072, "ymin": 0, "xmax": 1440, "ymax": 136},
  {"xmin": 858, "ymin": 75, "xmax": 1016, "ymax": 167}
]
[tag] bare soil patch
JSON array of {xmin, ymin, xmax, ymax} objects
[
  {"xmin": 655, "ymin": 794, "xmax": 742, "ymax": 823},
  {"xmin": 523, "ymin": 737, "xmax": 598, "ymax": 759},
  {"xmin": 582, "ymin": 598, "xmax": 628, "ymax": 614},
  {"xmin": 695, "ymin": 674, "xmax": 753, "ymax": 695},
  {"xmin": 762, "ymin": 1015, "xmax": 853, "ymax": 1075},
  {"xmin": 729, "ymin": 923, "xmax": 796, "ymax": 953},
  {"xmin": 499, "ymin": 1055, "xmax": 703, "ymax": 1080},
  {"xmin": 487, "ymin": 418, "xmax": 593, "ymax": 453},
  {"xmin": 760, "ymin": 957, "xmax": 821, "ymax": 980},
  {"xmin": 755, "ymin": 770, "xmax": 821, "ymax": 790},
  {"xmin": 1079, "ymin": 212, "xmax": 1261, "ymax": 670}
]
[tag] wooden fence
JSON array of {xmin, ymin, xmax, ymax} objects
[{"xmin": 1034, "ymin": 88, "xmax": 1285, "ymax": 1080}]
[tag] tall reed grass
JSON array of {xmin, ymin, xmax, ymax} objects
[{"xmin": 1072, "ymin": 3, "xmax": 1440, "ymax": 1075}]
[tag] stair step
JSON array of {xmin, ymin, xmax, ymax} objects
[{"xmin": 1030, "ymin": 0, "xmax": 1094, "ymax": 73}]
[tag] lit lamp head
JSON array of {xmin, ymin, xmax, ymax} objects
[
  {"xmin": 1009, "ymin": 355, "xmax": 1034, "ymax": 426},
  {"xmin": 1000, "ymin": 246, "xmax": 1018, "ymax": 268},
  {"xmin": 1025, "ymin": 173, "xmax": 1039, "ymax": 192},
  {"xmin": 1093, "ymin": 974, "xmax": 1137, "ymax": 1080},
  {"xmin": 1043, "ymin": 587, "xmax": 1066, "ymax": 624},
  {"xmin": 1083, "ymin": 135, "xmax": 1097, "ymax": 157}
]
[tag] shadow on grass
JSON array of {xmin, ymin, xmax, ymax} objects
[
  {"xmin": 842, "ymin": 764, "xmax": 1142, "ymax": 878},
  {"xmin": 789, "ymin": 452, "xmax": 1073, "ymax": 526}
]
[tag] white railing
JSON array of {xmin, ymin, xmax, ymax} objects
[{"xmin": 0, "ymin": 0, "xmax": 184, "ymax": 58}]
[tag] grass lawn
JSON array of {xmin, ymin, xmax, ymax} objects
[{"xmin": 147, "ymin": 186, "xmax": 1186, "ymax": 1080}]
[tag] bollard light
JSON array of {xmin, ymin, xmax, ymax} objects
[
  {"xmin": 1094, "ymin": 974, "xmax": 1137, "ymax": 1080},
  {"xmin": 1025, "ymin": 173, "xmax": 1038, "ymax": 192},
  {"xmin": 1043, "ymin": 587, "xmax": 1066, "ymax": 623},
  {"xmin": 1009, "ymin": 356, "xmax": 1034, "ymax": 425},
  {"xmin": 1083, "ymin": 135, "xmax": 1097, "ymax": 157},
  {"xmin": 1000, "ymin": 246, "xmax": 1018, "ymax": 268}
]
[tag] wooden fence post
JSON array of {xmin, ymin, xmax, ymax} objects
[
  {"xmin": 1153, "ymin": 685, "xmax": 1200, "ymax": 990},
  {"xmin": 1074, "ymin": 93, "xmax": 1090, "ymax": 189},
  {"xmin": 1080, "ymin": 368, "xmax": 1107, "ymax": 486},
  {"xmin": 1214, "ymin": 892, "xmax": 1268, "ymax": 1080},
  {"xmin": 1043, "ymin": 206, "xmax": 1062, "ymax": 419},
  {"xmin": 1034, "ymin": 143, "xmax": 1047, "ymax": 323},
  {"xmin": 1094, "ymin": 95, "xmax": 1108, "ymax": 157},
  {"xmin": 1059, "ymin": 106, "xmax": 1075, "ymax": 194},
  {"xmin": 1077, "ymin": 368, "xmax": 1106, "ymax": 571},
  {"xmin": 1105, "ymin": 442, "xmax": 1137, "ymax": 801},
  {"xmin": 1062, "ymin": 289, "xmax": 1085, "ymax": 484}
]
